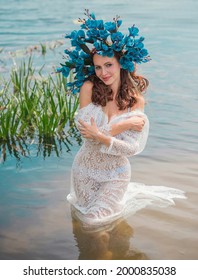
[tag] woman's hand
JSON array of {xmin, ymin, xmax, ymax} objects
[
  {"xmin": 110, "ymin": 115, "xmax": 146, "ymax": 136},
  {"xmin": 128, "ymin": 116, "xmax": 146, "ymax": 132},
  {"xmin": 78, "ymin": 117, "xmax": 100, "ymax": 140},
  {"xmin": 78, "ymin": 115, "xmax": 146, "ymax": 141},
  {"xmin": 78, "ymin": 118, "xmax": 112, "ymax": 146}
]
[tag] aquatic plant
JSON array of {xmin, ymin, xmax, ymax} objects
[{"xmin": 0, "ymin": 55, "xmax": 80, "ymax": 162}]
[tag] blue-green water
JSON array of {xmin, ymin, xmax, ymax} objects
[{"xmin": 0, "ymin": 0, "xmax": 198, "ymax": 259}]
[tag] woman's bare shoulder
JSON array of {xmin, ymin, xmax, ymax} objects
[
  {"xmin": 132, "ymin": 94, "xmax": 145, "ymax": 111},
  {"xmin": 79, "ymin": 81, "xmax": 93, "ymax": 109}
]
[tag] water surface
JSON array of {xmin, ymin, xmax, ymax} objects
[{"xmin": 0, "ymin": 0, "xmax": 198, "ymax": 260}]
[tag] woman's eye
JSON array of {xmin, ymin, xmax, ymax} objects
[
  {"xmin": 95, "ymin": 66, "xmax": 100, "ymax": 70},
  {"xmin": 106, "ymin": 64, "xmax": 112, "ymax": 68}
]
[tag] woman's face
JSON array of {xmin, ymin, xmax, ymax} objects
[{"xmin": 93, "ymin": 54, "xmax": 121, "ymax": 88}]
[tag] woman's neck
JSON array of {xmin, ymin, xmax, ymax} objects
[{"xmin": 110, "ymin": 80, "xmax": 121, "ymax": 100}]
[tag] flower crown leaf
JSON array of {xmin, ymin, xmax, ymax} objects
[
  {"xmin": 79, "ymin": 43, "xmax": 91, "ymax": 55},
  {"xmin": 57, "ymin": 9, "xmax": 151, "ymax": 94}
]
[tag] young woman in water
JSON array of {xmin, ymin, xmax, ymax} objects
[{"xmin": 58, "ymin": 10, "xmax": 185, "ymax": 228}]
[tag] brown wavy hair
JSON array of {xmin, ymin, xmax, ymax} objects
[{"xmin": 88, "ymin": 53, "xmax": 149, "ymax": 110}]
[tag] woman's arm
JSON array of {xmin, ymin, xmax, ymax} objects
[
  {"xmin": 109, "ymin": 95, "xmax": 146, "ymax": 135},
  {"xmin": 79, "ymin": 81, "xmax": 93, "ymax": 109},
  {"xmin": 78, "ymin": 116, "xmax": 149, "ymax": 157},
  {"xmin": 110, "ymin": 116, "xmax": 145, "ymax": 136},
  {"xmin": 78, "ymin": 118, "xmax": 112, "ymax": 147}
]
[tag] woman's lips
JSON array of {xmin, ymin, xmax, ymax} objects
[{"xmin": 102, "ymin": 76, "xmax": 111, "ymax": 82}]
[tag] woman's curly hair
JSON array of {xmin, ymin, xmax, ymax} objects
[{"xmin": 88, "ymin": 53, "xmax": 149, "ymax": 110}]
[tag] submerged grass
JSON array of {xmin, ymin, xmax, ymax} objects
[{"xmin": 0, "ymin": 55, "xmax": 80, "ymax": 162}]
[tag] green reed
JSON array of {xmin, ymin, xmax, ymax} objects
[{"xmin": 0, "ymin": 56, "xmax": 79, "ymax": 141}]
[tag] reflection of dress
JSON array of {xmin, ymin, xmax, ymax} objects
[
  {"xmin": 67, "ymin": 103, "xmax": 186, "ymax": 226},
  {"xmin": 71, "ymin": 211, "xmax": 149, "ymax": 260}
]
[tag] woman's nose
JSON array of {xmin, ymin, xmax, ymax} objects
[{"xmin": 101, "ymin": 68, "xmax": 107, "ymax": 76}]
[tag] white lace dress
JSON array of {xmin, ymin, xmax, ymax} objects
[{"xmin": 67, "ymin": 103, "xmax": 186, "ymax": 226}]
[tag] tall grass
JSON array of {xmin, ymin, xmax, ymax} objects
[
  {"xmin": 0, "ymin": 55, "xmax": 80, "ymax": 161},
  {"xmin": 0, "ymin": 56, "xmax": 79, "ymax": 139}
]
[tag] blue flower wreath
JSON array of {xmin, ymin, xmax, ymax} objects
[{"xmin": 57, "ymin": 9, "xmax": 151, "ymax": 94}]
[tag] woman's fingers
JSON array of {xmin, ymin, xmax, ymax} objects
[
  {"xmin": 78, "ymin": 119, "xmax": 91, "ymax": 138},
  {"xmin": 130, "ymin": 116, "xmax": 146, "ymax": 131},
  {"xmin": 78, "ymin": 118, "xmax": 99, "ymax": 140},
  {"xmin": 78, "ymin": 118, "xmax": 96, "ymax": 129},
  {"xmin": 78, "ymin": 119, "xmax": 86, "ymax": 127},
  {"xmin": 90, "ymin": 117, "xmax": 95, "ymax": 125}
]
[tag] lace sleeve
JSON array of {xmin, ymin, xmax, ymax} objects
[
  {"xmin": 100, "ymin": 114, "xmax": 149, "ymax": 157},
  {"xmin": 74, "ymin": 103, "xmax": 96, "ymax": 129}
]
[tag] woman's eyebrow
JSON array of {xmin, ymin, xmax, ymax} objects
[{"xmin": 94, "ymin": 62, "xmax": 112, "ymax": 66}]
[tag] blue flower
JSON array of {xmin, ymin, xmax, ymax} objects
[
  {"xmin": 101, "ymin": 43, "xmax": 109, "ymax": 51},
  {"xmin": 124, "ymin": 36, "xmax": 134, "ymax": 49},
  {"xmin": 79, "ymin": 51, "xmax": 90, "ymax": 59},
  {"xmin": 140, "ymin": 48, "xmax": 148, "ymax": 56},
  {"xmin": 96, "ymin": 20, "xmax": 104, "ymax": 29},
  {"xmin": 75, "ymin": 72, "xmax": 86, "ymax": 81},
  {"xmin": 65, "ymin": 30, "xmax": 77, "ymax": 39},
  {"xmin": 120, "ymin": 56, "xmax": 135, "ymax": 72},
  {"xmin": 134, "ymin": 37, "xmax": 144, "ymax": 49},
  {"xmin": 93, "ymin": 41, "xmax": 110, "ymax": 52},
  {"xmin": 75, "ymin": 59, "xmax": 84, "ymax": 68},
  {"xmin": 57, "ymin": 66, "xmax": 70, "ymax": 77},
  {"xmin": 128, "ymin": 26, "xmax": 139, "ymax": 37},
  {"xmin": 117, "ymin": 20, "xmax": 122, "ymax": 27},
  {"xmin": 99, "ymin": 30, "xmax": 109, "ymax": 40},
  {"xmin": 56, "ymin": 67, "xmax": 62, "ymax": 73},
  {"xmin": 86, "ymin": 19, "xmax": 98, "ymax": 29},
  {"xmin": 66, "ymin": 82, "xmax": 79, "ymax": 94},
  {"xmin": 66, "ymin": 82, "xmax": 74, "ymax": 88},
  {"xmin": 67, "ymin": 30, "xmax": 86, "ymax": 47},
  {"xmin": 77, "ymin": 30, "xmax": 85, "ymax": 38},
  {"xmin": 80, "ymin": 23, "xmax": 87, "ymax": 29},
  {"xmin": 74, "ymin": 80, "xmax": 84, "ymax": 88},
  {"xmin": 126, "ymin": 47, "xmax": 139, "ymax": 57},
  {"xmin": 104, "ymin": 21, "xmax": 116, "ymax": 32},
  {"xmin": 64, "ymin": 49, "xmax": 71, "ymax": 55},
  {"xmin": 68, "ymin": 50, "xmax": 79, "ymax": 60},
  {"xmin": 111, "ymin": 32, "xmax": 124, "ymax": 42},
  {"xmin": 90, "ymin": 13, "xmax": 96, "ymax": 20},
  {"xmin": 112, "ymin": 41, "xmax": 123, "ymax": 52},
  {"xmin": 93, "ymin": 41, "xmax": 101, "ymax": 50},
  {"xmin": 100, "ymin": 49, "xmax": 114, "ymax": 57},
  {"xmin": 87, "ymin": 29, "xmax": 100, "ymax": 39},
  {"xmin": 125, "ymin": 49, "xmax": 141, "ymax": 63}
]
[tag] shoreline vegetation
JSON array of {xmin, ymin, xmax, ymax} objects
[{"xmin": 0, "ymin": 41, "xmax": 81, "ymax": 163}]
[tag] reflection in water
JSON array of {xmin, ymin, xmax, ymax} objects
[
  {"xmin": 0, "ymin": 127, "xmax": 82, "ymax": 163},
  {"xmin": 71, "ymin": 207, "xmax": 148, "ymax": 260}
]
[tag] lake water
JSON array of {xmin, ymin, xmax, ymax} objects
[{"xmin": 0, "ymin": 0, "xmax": 198, "ymax": 260}]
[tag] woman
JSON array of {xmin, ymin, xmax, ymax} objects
[{"xmin": 58, "ymin": 10, "xmax": 186, "ymax": 227}]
